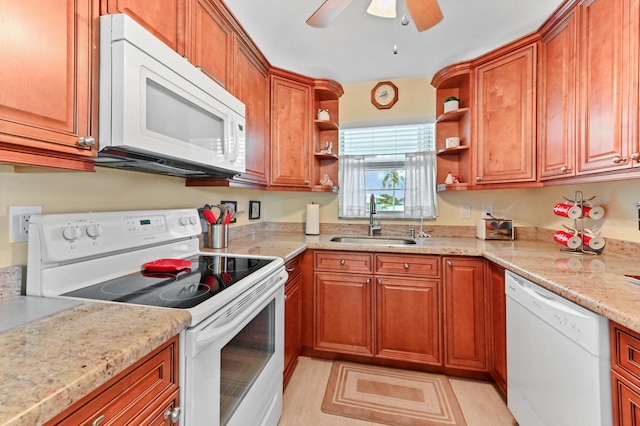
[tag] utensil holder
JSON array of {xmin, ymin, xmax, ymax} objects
[{"xmin": 207, "ymin": 224, "xmax": 228, "ymax": 249}]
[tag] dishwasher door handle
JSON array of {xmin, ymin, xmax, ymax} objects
[{"xmin": 519, "ymin": 281, "xmax": 589, "ymax": 318}]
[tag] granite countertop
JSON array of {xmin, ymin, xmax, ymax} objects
[
  {"xmin": 0, "ymin": 302, "xmax": 190, "ymax": 426},
  {"xmin": 5, "ymin": 230, "xmax": 640, "ymax": 425},
  {"xmin": 205, "ymin": 231, "xmax": 640, "ymax": 334}
]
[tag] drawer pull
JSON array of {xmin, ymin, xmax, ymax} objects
[
  {"xmin": 164, "ymin": 406, "xmax": 181, "ymax": 423},
  {"xmin": 404, "ymin": 263, "xmax": 409, "ymax": 269},
  {"xmin": 340, "ymin": 259, "xmax": 345, "ymax": 265},
  {"xmin": 446, "ymin": 260, "xmax": 452, "ymax": 267},
  {"xmin": 286, "ymin": 266, "xmax": 295, "ymax": 272},
  {"xmin": 92, "ymin": 415, "xmax": 105, "ymax": 426}
]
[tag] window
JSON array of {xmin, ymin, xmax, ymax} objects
[{"xmin": 338, "ymin": 123, "xmax": 437, "ymax": 219}]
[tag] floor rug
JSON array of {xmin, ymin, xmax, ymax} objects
[{"xmin": 321, "ymin": 361, "xmax": 467, "ymax": 426}]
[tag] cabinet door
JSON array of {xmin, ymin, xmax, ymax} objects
[
  {"xmin": 232, "ymin": 37, "xmax": 269, "ymax": 186},
  {"xmin": 186, "ymin": 0, "xmax": 233, "ymax": 88},
  {"xmin": 487, "ymin": 262, "xmax": 507, "ymax": 395},
  {"xmin": 376, "ymin": 277, "xmax": 441, "ymax": 364},
  {"xmin": 443, "ymin": 257, "xmax": 488, "ymax": 371},
  {"xmin": 577, "ymin": 0, "xmax": 632, "ymax": 173},
  {"xmin": 539, "ymin": 9, "xmax": 578, "ymax": 180},
  {"xmin": 284, "ymin": 259, "xmax": 302, "ymax": 388},
  {"xmin": 475, "ymin": 44, "xmax": 536, "ymax": 184},
  {"xmin": 270, "ymin": 75, "xmax": 312, "ymax": 189},
  {"xmin": 612, "ymin": 371, "xmax": 640, "ymax": 426},
  {"xmin": 0, "ymin": 0, "xmax": 96, "ymax": 170},
  {"xmin": 315, "ymin": 272, "xmax": 373, "ymax": 356},
  {"xmin": 102, "ymin": 0, "xmax": 185, "ymax": 54}
]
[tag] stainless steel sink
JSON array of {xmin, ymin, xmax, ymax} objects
[{"xmin": 330, "ymin": 236, "xmax": 417, "ymax": 245}]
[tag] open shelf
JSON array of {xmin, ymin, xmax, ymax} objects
[
  {"xmin": 314, "ymin": 120, "xmax": 339, "ymax": 131},
  {"xmin": 437, "ymin": 145, "xmax": 469, "ymax": 156},
  {"xmin": 314, "ymin": 152, "xmax": 338, "ymax": 159},
  {"xmin": 436, "ymin": 108, "xmax": 470, "ymax": 123}
]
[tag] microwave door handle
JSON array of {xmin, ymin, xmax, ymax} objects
[{"xmin": 227, "ymin": 116, "xmax": 240, "ymax": 163}]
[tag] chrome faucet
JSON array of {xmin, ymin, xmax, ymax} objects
[{"xmin": 368, "ymin": 194, "xmax": 381, "ymax": 236}]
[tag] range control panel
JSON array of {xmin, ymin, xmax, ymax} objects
[{"xmin": 29, "ymin": 209, "xmax": 201, "ymax": 263}]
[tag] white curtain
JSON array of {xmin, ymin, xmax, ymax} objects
[
  {"xmin": 338, "ymin": 155, "xmax": 366, "ymax": 217},
  {"xmin": 404, "ymin": 152, "xmax": 438, "ymax": 218}
]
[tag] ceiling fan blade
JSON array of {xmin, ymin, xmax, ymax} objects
[
  {"xmin": 406, "ymin": 0, "xmax": 443, "ymax": 32},
  {"xmin": 306, "ymin": 0, "xmax": 353, "ymax": 28}
]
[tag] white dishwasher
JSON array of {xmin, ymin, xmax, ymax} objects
[{"xmin": 505, "ymin": 270, "xmax": 612, "ymax": 426}]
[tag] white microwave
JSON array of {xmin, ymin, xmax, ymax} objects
[{"xmin": 97, "ymin": 14, "xmax": 246, "ymax": 178}]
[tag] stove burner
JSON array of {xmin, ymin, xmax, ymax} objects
[
  {"xmin": 100, "ymin": 272, "xmax": 180, "ymax": 295},
  {"xmin": 160, "ymin": 284, "xmax": 211, "ymax": 301}
]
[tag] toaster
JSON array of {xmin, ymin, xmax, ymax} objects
[{"xmin": 476, "ymin": 217, "xmax": 514, "ymax": 240}]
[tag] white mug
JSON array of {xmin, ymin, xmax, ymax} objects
[{"xmin": 445, "ymin": 137, "xmax": 460, "ymax": 148}]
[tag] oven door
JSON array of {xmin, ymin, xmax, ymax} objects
[{"xmin": 183, "ymin": 278, "xmax": 284, "ymax": 426}]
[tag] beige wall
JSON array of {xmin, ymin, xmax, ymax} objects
[{"xmin": 2, "ymin": 76, "xmax": 639, "ymax": 268}]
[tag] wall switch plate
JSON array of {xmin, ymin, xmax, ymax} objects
[
  {"xmin": 460, "ymin": 204, "xmax": 471, "ymax": 219},
  {"xmin": 9, "ymin": 205, "xmax": 42, "ymax": 243},
  {"xmin": 482, "ymin": 205, "xmax": 494, "ymax": 217}
]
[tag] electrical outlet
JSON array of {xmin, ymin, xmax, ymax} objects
[
  {"xmin": 460, "ymin": 204, "xmax": 471, "ymax": 219},
  {"xmin": 482, "ymin": 205, "xmax": 494, "ymax": 217},
  {"xmin": 9, "ymin": 205, "xmax": 42, "ymax": 243}
]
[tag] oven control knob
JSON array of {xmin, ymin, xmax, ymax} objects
[
  {"xmin": 189, "ymin": 216, "xmax": 198, "ymax": 225},
  {"xmin": 62, "ymin": 225, "xmax": 81, "ymax": 241},
  {"xmin": 179, "ymin": 216, "xmax": 189, "ymax": 226},
  {"xmin": 85, "ymin": 223, "xmax": 102, "ymax": 239}
]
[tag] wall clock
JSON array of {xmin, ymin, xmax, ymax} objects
[{"xmin": 371, "ymin": 81, "xmax": 398, "ymax": 109}]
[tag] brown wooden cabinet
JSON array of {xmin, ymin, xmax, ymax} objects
[
  {"xmin": 269, "ymin": 71, "xmax": 313, "ymax": 190},
  {"xmin": 0, "ymin": 0, "xmax": 98, "ymax": 172},
  {"xmin": 487, "ymin": 261, "xmax": 507, "ymax": 395},
  {"xmin": 311, "ymin": 82, "xmax": 343, "ymax": 192},
  {"xmin": 443, "ymin": 257, "xmax": 488, "ymax": 371},
  {"xmin": 475, "ymin": 41, "xmax": 537, "ymax": 185},
  {"xmin": 610, "ymin": 322, "xmax": 640, "ymax": 425},
  {"xmin": 576, "ymin": 0, "xmax": 639, "ymax": 174},
  {"xmin": 538, "ymin": 6, "xmax": 578, "ymax": 180},
  {"xmin": 313, "ymin": 251, "xmax": 442, "ymax": 365},
  {"xmin": 46, "ymin": 336, "xmax": 180, "ymax": 425},
  {"xmin": 100, "ymin": 0, "xmax": 186, "ymax": 54},
  {"xmin": 284, "ymin": 255, "xmax": 303, "ymax": 388}
]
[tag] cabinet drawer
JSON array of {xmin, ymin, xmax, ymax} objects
[
  {"xmin": 375, "ymin": 254, "xmax": 439, "ymax": 277},
  {"xmin": 315, "ymin": 251, "xmax": 373, "ymax": 273},
  {"xmin": 51, "ymin": 337, "xmax": 178, "ymax": 425},
  {"xmin": 611, "ymin": 323, "xmax": 640, "ymax": 383},
  {"xmin": 285, "ymin": 255, "xmax": 302, "ymax": 278}
]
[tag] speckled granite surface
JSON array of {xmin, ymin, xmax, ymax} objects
[{"xmin": 0, "ymin": 302, "xmax": 190, "ymax": 426}]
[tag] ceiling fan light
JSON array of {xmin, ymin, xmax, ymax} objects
[{"xmin": 366, "ymin": 0, "xmax": 396, "ymax": 18}]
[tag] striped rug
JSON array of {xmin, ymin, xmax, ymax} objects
[{"xmin": 322, "ymin": 361, "xmax": 467, "ymax": 426}]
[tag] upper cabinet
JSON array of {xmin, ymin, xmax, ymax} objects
[
  {"xmin": 269, "ymin": 70, "xmax": 313, "ymax": 190},
  {"xmin": 475, "ymin": 40, "xmax": 537, "ymax": 185},
  {"xmin": 311, "ymin": 80, "xmax": 343, "ymax": 192},
  {"xmin": 0, "ymin": 0, "xmax": 98, "ymax": 171},
  {"xmin": 538, "ymin": 6, "xmax": 578, "ymax": 180},
  {"xmin": 576, "ymin": 0, "xmax": 639, "ymax": 175}
]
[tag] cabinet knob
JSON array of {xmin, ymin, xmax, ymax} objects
[
  {"xmin": 366, "ymin": 278, "xmax": 371, "ymax": 284},
  {"xmin": 91, "ymin": 415, "xmax": 105, "ymax": 426},
  {"xmin": 560, "ymin": 166, "xmax": 572, "ymax": 173},
  {"xmin": 304, "ymin": 179, "xmax": 310, "ymax": 185},
  {"xmin": 476, "ymin": 176, "xmax": 483, "ymax": 182},
  {"xmin": 286, "ymin": 266, "xmax": 295, "ymax": 272},
  {"xmin": 340, "ymin": 259, "xmax": 345, "ymax": 265},
  {"xmin": 284, "ymin": 294, "xmax": 289, "ymax": 301},
  {"xmin": 77, "ymin": 136, "xmax": 95, "ymax": 147},
  {"xmin": 164, "ymin": 406, "xmax": 181, "ymax": 423},
  {"xmin": 612, "ymin": 155, "xmax": 627, "ymax": 164},
  {"xmin": 404, "ymin": 263, "xmax": 409, "ymax": 269},
  {"xmin": 632, "ymin": 153, "xmax": 640, "ymax": 161},
  {"xmin": 446, "ymin": 260, "xmax": 452, "ymax": 267}
]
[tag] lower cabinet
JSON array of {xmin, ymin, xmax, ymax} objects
[
  {"xmin": 487, "ymin": 261, "xmax": 507, "ymax": 395},
  {"xmin": 313, "ymin": 251, "xmax": 442, "ymax": 364},
  {"xmin": 284, "ymin": 255, "xmax": 303, "ymax": 388},
  {"xmin": 610, "ymin": 322, "xmax": 640, "ymax": 425},
  {"xmin": 47, "ymin": 335, "xmax": 180, "ymax": 425}
]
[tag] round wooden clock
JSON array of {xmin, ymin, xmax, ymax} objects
[{"xmin": 371, "ymin": 81, "xmax": 398, "ymax": 109}]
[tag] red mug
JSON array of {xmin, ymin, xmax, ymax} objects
[
  {"xmin": 579, "ymin": 233, "xmax": 605, "ymax": 250},
  {"xmin": 553, "ymin": 203, "xmax": 582, "ymax": 219},
  {"xmin": 582, "ymin": 206, "xmax": 605, "ymax": 220},
  {"xmin": 553, "ymin": 230, "xmax": 582, "ymax": 249}
]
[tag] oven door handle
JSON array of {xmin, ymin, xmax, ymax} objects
[{"xmin": 194, "ymin": 275, "xmax": 285, "ymax": 350}]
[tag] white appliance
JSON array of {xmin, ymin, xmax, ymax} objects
[
  {"xmin": 26, "ymin": 209, "xmax": 286, "ymax": 426},
  {"xmin": 98, "ymin": 14, "xmax": 246, "ymax": 179},
  {"xmin": 505, "ymin": 270, "xmax": 612, "ymax": 426}
]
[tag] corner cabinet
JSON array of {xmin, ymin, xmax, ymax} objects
[
  {"xmin": 284, "ymin": 255, "xmax": 303, "ymax": 388},
  {"xmin": 311, "ymin": 81, "xmax": 343, "ymax": 192},
  {"xmin": 0, "ymin": 0, "xmax": 98, "ymax": 171},
  {"xmin": 475, "ymin": 40, "xmax": 538, "ymax": 185},
  {"xmin": 46, "ymin": 336, "xmax": 180, "ymax": 425},
  {"xmin": 443, "ymin": 257, "xmax": 488, "ymax": 371},
  {"xmin": 487, "ymin": 261, "xmax": 507, "ymax": 395}
]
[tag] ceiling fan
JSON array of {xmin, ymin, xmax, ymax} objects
[{"xmin": 306, "ymin": 0, "xmax": 443, "ymax": 32}]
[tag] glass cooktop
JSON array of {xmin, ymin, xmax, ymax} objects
[{"xmin": 63, "ymin": 255, "xmax": 273, "ymax": 309}]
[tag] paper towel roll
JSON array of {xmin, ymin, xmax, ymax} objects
[{"xmin": 306, "ymin": 204, "xmax": 320, "ymax": 235}]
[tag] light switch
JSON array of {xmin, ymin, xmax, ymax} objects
[{"xmin": 460, "ymin": 204, "xmax": 471, "ymax": 219}]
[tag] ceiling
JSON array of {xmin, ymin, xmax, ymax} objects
[{"xmin": 223, "ymin": 0, "xmax": 565, "ymax": 85}]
